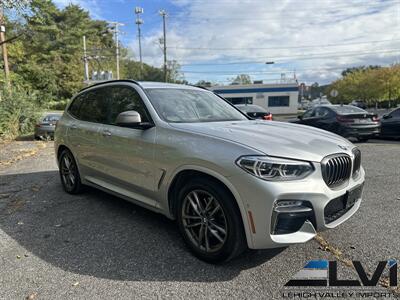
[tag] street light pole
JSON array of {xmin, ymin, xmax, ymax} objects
[
  {"xmin": 108, "ymin": 21, "xmax": 124, "ymax": 80},
  {"xmin": 0, "ymin": 7, "xmax": 10, "ymax": 85},
  {"xmin": 83, "ymin": 35, "xmax": 89, "ymax": 81},
  {"xmin": 135, "ymin": 7, "xmax": 144, "ymax": 79},
  {"xmin": 159, "ymin": 9, "xmax": 167, "ymax": 82}
]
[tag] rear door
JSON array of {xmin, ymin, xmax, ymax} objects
[
  {"xmin": 67, "ymin": 88, "xmax": 109, "ymax": 178},
  {"xmin": 95, "ymin": 84, "xmax": 157, "ymax": 205}
]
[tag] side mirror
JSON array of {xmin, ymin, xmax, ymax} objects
[
  {"xmin": 382, "ymin": 114, "xmax": 391, "ymax": 119},
  {"xmin": 115, "ymin": 111, "xmax": 153, "ymax": 129},
  {"xmin": 297, "ymin": 115, "xmax": 303, "ymax": 120}
]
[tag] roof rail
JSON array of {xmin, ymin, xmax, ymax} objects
[{"xmin": 78, "ymin": 79, "xmax": 142, "ymax": 93}]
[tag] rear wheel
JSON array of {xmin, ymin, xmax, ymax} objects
[
  {"xmin": 176, "ymin": 177, "xmax": 246, "ymax": 263},
  {"xmin": 58, "ymin": 149, "xmax": 84, "ymax": 194}
]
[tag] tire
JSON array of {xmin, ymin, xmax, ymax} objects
[
  {"xmin": 176, "ymin": 177, "xmax": 247, "ymax": 263},
  {"xmin": 58, "ymin": 149, "xmax": 84, "ymax": 194},
  {"xmin": 34, "ymin": 135, "xmax": 40, "ymax": 140}
]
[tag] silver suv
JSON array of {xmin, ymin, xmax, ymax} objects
[{"xmin": 55, "ymin": 80, "xmax": 364, "ymax": 263}]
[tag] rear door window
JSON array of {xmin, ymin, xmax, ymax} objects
[
  {"xmin": 78, "ymin": 88, "xmax": 109, "ymax": 124},
  {"xmin": 315, "ymin": 107, "xmax": 331, "ymax": 118},
  {"xmin": 390, "ymin": 108, "xmax": 400, "ymax": 118},
  {"xmin": 68, "ymin": 94, "xmax": 85, "ymax": 118}
]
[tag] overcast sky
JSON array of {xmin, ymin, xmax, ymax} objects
[{"xmin": 54, "ymin": 0, "xmax": 400, "ymax": 85}]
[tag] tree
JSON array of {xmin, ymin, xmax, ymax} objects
[
  {"xmin": 328, "ymin": 65, "xmax": 400, "ymax": 106},
  {"xmin": 229, "ymin": 74, "xmax": 251, "ymax": 85},
  {"xmin": 1, "ymin": 0, "xmax": 31, "ymax": 11},
  {"xmin": 341, "ymin": 65, "xmax": 381, "ymax": 77},
  {"xmin": 166, "ymin": 59, "xmax": 185, "ymax": 83},
  {"xmin": 195, "ymin": 80, "xmax": 213, "ymax": 87},
  {"xmin": 1, "ymin": 0, "xmax": 184, "ymax": 108}
]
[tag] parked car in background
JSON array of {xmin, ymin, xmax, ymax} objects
[
  {"xmin": 34, "ymin": 113, "xmax": 62, "ymax": 140},
  {"xmin": 235, "ymin": 104, "xmax": 273, "ymax": 120},
  {"xmin": 380, "ymin": 107, "xmax": 400, "ymax": 139},
  {"xmin": 310, "ymin": 97, "xmax": 332, "ymax": 108},
  {"xmin": 55, "ymin": 80, "xmax": 364, "ymax": 263},
  {"xmin": 350, "ymin": 100, "xmax": 367, "ymax": 109},
  {"xmin": 293, "ymin": 105, "xmax": 380, "ymax": 142},
  {"xmin": 298, "ymin": 99, "xmax": 311, "ymax": 110}
]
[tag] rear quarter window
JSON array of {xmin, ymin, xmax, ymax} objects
[{"xmin": 68, "ymin": 94, "xmax": 84, "ymax": 118}]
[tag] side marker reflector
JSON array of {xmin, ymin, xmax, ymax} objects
[{"xmin": 248, "ymin": 211, "xmax": 256, "ymax": 234}]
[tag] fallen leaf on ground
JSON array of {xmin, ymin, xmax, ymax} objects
[
  {"xmin": 72, "ymin": 282, "xmax": 79, "ymax": 287},
  {"xmin": 16, "ymin": 255, "xmax": 21, "ymax": 259},
  {"xmin": 26, "ymin": 292, "xmax": 37, "ymax": 300}
]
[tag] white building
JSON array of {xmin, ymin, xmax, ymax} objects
[{"xmin": 209, "ymin": 83, "xmax": 299, "ymax": 115}]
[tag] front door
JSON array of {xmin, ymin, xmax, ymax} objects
[{"xmin": 95, "ymin": 84, "xmax": 157, "ymax": 204}]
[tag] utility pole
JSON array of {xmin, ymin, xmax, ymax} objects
[
  {"xmin": 159, "ymin": 10, "xmax": 167, "ymax": 82},
  {"xmin": 135, "ymin": 7, "xmax": 144, "ymax": 79},
  {"xmin": 83, "ymin": 35, "xmax": 89, "ymax": 81},
  {"xmin": 108, "ymin": 21, "xmax": 124, "ymax": 80},
  {"xmin": 0, "ymin": 6, "xmax": 10, "ymax": 85}
]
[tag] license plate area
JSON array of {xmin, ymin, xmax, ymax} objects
[
  {"xmin": 345, "ymin": 183, "xmax": 364, "ymax": 208},
  {"xmin": 324, "ymin": 183, "xmax": 363, "ymax": 224},
  {"xmin": 355, "ymin": 119, "xmax": 369, "ymax": 123}
]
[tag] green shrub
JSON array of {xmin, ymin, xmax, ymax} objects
[
  {"xmin": 0, "ymin": 86, "xmax": 43, "ymax": 140},
  {"xmin": 47, "ymin": 99, "xmax": 69, "ymax": 111}
]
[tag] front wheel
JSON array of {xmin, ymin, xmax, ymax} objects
[
  {"xmin": 58, "ymin": 149, "xmax": 84, "ymax": 194},
  {"xmin": 177, "ymin": 178, "xmax": 247, "ymax": 263}
]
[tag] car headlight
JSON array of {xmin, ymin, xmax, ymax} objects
[{"xmin": 236, "ymin": 156, "xmax": 314, "ymax": 181}]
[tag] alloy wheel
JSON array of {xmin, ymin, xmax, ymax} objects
[
  {"xmin": 181, "ymin": 189, "xmax": 228, "ymax": 253},
  {"xmin": 60, "ymin": 152, "xmax": 77, "ymax": 190}
]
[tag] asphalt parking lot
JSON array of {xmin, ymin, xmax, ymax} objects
[{"xmin": 0, "ymin": 139, "xmax": 399, "ymax": 299}]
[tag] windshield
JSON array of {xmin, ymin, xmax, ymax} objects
[
  {"xmin": 145, "ymin": 88, "xmax": 248, "ymax": 123},
  {"xmin": 331, "ymin": 105, "xmax": 366, "ymax": 114}
]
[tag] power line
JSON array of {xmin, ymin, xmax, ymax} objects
[
  {"xmin": 178, "ymin": 48, "xmax": 400, "ymax": 67},
  {"xmin": 167, "ymin": 1, "xmax": 397, "ymax": 15},
  {"xmin": 181, "ymin": 63, "xmax": 395, "ymax": 76},
  {"xmin": 180, "ymin": 53, "xmax": 399, "ymax": 74},
  {"xmin": 170, "ymin": 38, "xmax": 400, "ymax": 51}
]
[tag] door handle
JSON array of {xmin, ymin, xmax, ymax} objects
[
  {"xmin": 102, "ymin": 130, "xmax": 112, "ymax": 137},
  {"xmin": 71, "ymin": 124, "xmax": 77, "ymax": 130}
]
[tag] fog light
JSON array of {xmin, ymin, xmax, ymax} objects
[
  {"xmin": 271, "ymin": 200, "xmax": 315, "ymax": 234},
  {"xmin": 275, "ymin": 200, "xmax": 303, "ymax": 208}
]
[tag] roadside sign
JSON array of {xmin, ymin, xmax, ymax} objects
[{"xmin": 330, "ymin": 89, "xmax": 339, "ymax": 97}]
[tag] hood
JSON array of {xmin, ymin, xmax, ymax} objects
[{"xmin": 170, "ymin": 120, "xmax": 354, "ymax": 162}]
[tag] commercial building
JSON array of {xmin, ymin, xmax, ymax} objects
[{"xmin": 209, "ymin": 83, "xmax": 299, "ymax": 115}]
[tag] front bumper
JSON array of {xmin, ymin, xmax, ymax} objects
[{"xmin": 227, "ymin": 163, "xmax": 365, "ymax": 249}]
